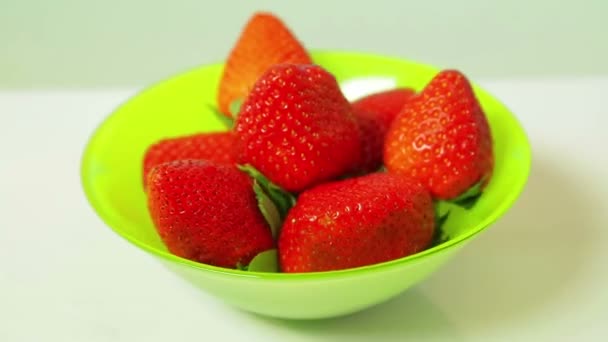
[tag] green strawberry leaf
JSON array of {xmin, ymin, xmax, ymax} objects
[
  {"xmin": 238, "ymin": 164, "xmax": 296, "ymax": 220},
  {"xmin": 252, "ymin": 182, "xmax": 282, "ymax": 238},
  {"xmin": 430, "ymin": 202, "xmax": 451, "ymax": 247},
  {"xmin": 451, "ymin": 180, "xmax": 484, "ymax": 209},
  {"xmin": 205, "ymin": 103, "xmax": 234, "ymax": 129},
  {"xmin": 247, "ymin": 249, "xmax": 279, "ymax": 273},
  {"xmin": 229, "ymin": 98, "xmax": 244, "ymax": 119}
]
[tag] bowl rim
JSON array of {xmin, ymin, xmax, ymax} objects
[{"xmin": 81, "ymin": 49, "xmax": 532, "ymax": 281}]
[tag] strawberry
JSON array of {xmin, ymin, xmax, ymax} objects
[
  {"xmin": 146, "ymin": 159, "xmax": 274, "ymax": 268},
  {"xmin": 234, "ymin": 63, "xmax": 361, "ymax": 193},
  {"xmin": 352, "ymin": 88, "xmax": 416, "ymax": 128},
  {"xmin": 279, "ymin": 172, "xmax": 435, "ymax": 273},
  {"xmin": 384, "ymin": 70, "xmax": 493, "ymax": 200},
  {"xmin": 217, "ymin": 12, "xmax": 312, "ymax": 117},
  {"xmin": 351, "ymin": 88, "xmax": 416, "ymax": 172},
  {"xmin": 143, "ymin": 132, "xmax": 237, "ymax": 181}
]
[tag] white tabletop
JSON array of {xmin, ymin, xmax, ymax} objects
[{"xmin": 1, "ymin": 78, "xmax": 608, "ymax": 341}]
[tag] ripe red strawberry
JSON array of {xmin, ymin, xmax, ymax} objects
[
  {"xmin": 234, "ymin": 63, "xmax": 361, "ymax": 193},
  {"xmin": 351, "ymin": 88, "xmax": 416, "ymax": 172},
  {"xmin": 146, "ymin": 159, "xmax": 273, "ymax": 268},
  {"xmin": 279, "ymin": 172, "xmax": 435, "ymax": 273},
  {"xmin": 143, "ymin": 132, "xmax": 237, "ymax": 181},
  {"xmin": 352, "ymin": 88, "xmax": 416, "ymax": 128},
  {"xmin": 384, "ymin": 70, "xmax": 493, "ymax": 200},
  {"xmin": 217, "ymin": 12, "xmax": 312, "ymax": 117}
]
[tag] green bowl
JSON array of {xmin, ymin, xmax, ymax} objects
[{"xmin": 81, "ymin": 50, "xmax": 531, "ymax": 320}]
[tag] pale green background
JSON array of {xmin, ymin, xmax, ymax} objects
[{"xmin": 1, "ymin": 0, "xmax": 606, "ymax": 88}]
